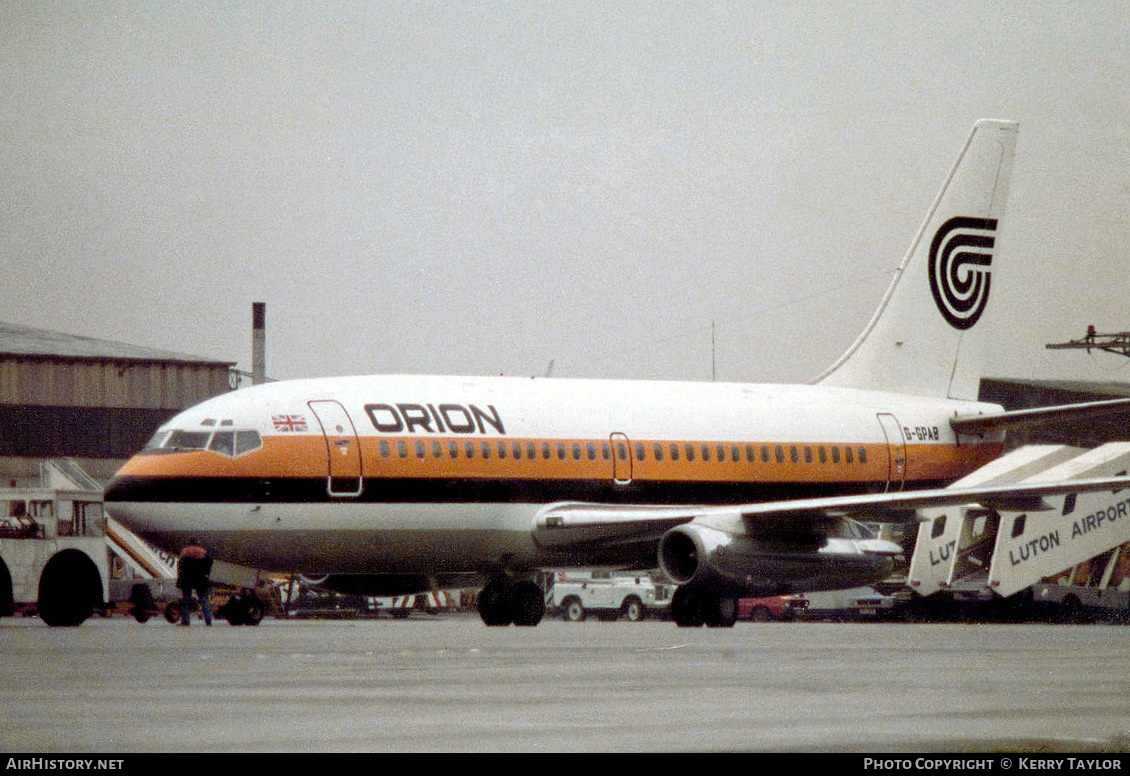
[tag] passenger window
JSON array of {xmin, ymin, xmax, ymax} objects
[
  {"xmin": 415, "ymin": 441, "xmax": 426, "ymax": 459},
  {"xmin": 845, "ymin": 446, "xmax": 854, "ymax": 464},
  {"xmin": 513, "ymin": 442, "xmax": 523, "ymax": 459},
  {"xmin": 670, "ymin": 444, "xmax": 679, "ymax": 462},
  {"xmin": 775, "ymin": 446, "xmax": 785, "ymax": 464},
  {"xmin": 586, "ymin": 443, "xmax": 596, "ymax": 461},
  {"xmin": 525, "ymin": 442, "xmax": 536, "ymax": 459},
  {"xmin": 449, "ymin": 441, "xmax": 459, "ymax": 458},
  {"xmin": 572, "ymin": 443, "xmax": 582, "ymax": 461},
  {"xmin": 397, "ymin": 440, "xmax": 408, "ymax": 459},
  {"xmin": 653, "ymin": 444, "xmax": 664, "ymax": 462},
  {"xmin": 542, "ymin": 442, "xmax": 551, "ymax": 460},
  {"xmin": 789, "ymin": 446, "xmax": 799, "ymax": 464},
  {"xmin": 818, "ymin": 446, "xmax": 827, "ymax": 464},
  {"xmin": 636, "ymin": 443, "xmax": 646, "ymax": 461},
  {"xmin": 497, "ymin": 442, "xmax": 507, "ymax": 459},
  {"xmin": 858, "ymin": 447, "xmax": 867, "ymax": 464},
  {"xmin": 804, "ymin": 447, "xmax": 813, "ymax": 464},
  {"xmin": 481, "ymin": 442, "xmax": 491, "ymax": 459},
  {"xmin": 701, "ymin": 445, "xmax": 710, "ymax": 462},
  {"xmin": 556, "ymin": 443, "xmax": 566, "ymax": 461},
  {"xmin": 831, "ymin": 446, "xmax": 841, "ymax": 464},
  {"xmin": 380, "ymin": 440, "xmax": 391, "ymax": 458},
  {"xmin": 465, "ymin": 441, "xmax": 475, "ymax": 459},
  {"xmin": 601, "ymin": 443, "xmax": 611, "ymax": 461},
  {"xmin": 432, "ymin": 441, "xmax": 443, "ymax": 459},
  {"xmin": 685, "ymin": 445, "xmax": 695, "ymax": 463}
]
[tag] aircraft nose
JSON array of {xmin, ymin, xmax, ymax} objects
[{"xmin": 102, "ymin": 469, "xmax": 137, "ymax": 504}]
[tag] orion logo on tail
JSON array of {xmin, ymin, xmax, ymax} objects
[{"xmin": 928, "ymin": 216, "xmax": 998, "ymax": 330}]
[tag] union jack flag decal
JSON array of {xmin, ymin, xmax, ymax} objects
[{"xmin": 272, "ymin": 414, "xmax": 308, "ymax": 432}]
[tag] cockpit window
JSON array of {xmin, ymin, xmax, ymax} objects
[
  {"xmin": 142, "ymin": 427, "xmax": 263, "ymax": 458},
  {"xmin": 145, "ymin": 430, "xmax": 171, "ymax": 450},
  {"xmin": 166, "ymin": 430, "xmax": 211, "ymax": 450},
  {"xmin": 209, "ymin": 431, "xmax": 235, "ymax": 457},
  {"xmin": 235, "ymin": 431, "xmax": 263, "ymax": 456}
]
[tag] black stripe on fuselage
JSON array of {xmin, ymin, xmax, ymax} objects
[{"xmin": 104, "ymin": 475, "xmax": 950, "ymax": 506}]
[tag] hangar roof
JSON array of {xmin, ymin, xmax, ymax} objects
[{"xmin": 0, "ymin": 322, "xmax": 234, "ymax": 366}]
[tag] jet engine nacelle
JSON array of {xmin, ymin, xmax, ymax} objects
[
  {"xmin": 658, "ymin": 522, "xmax": 898, "ymax": 597},
  {"xmin": 659, "ymin": 523, "xmax": 779, "ymax": 596}
]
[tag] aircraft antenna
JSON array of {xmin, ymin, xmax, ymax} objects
[{"xmin": 1046, "ymin": 326, "xmax": 1130, "ymax": 359}]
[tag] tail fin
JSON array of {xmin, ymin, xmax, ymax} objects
[{"xmin": 816, "ymin": 119, "xmax": 1018, "ymax": 400}]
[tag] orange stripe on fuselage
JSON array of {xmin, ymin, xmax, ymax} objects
[{"xmin": 116, "ymin": 433, "xmax": 1001, "ymax": 488}]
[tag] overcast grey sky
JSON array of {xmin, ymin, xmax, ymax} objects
[{"xmin": 2, "ymin": 1, "xmax": 1128, "ymax": 385}]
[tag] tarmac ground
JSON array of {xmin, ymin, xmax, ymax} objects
[{"xmin": 3, "ymin": 614, "xmax": 1130, "ymax": 753}]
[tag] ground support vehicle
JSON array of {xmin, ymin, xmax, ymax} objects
[
  {"xmin": 739, "ymin": 595, "xmax": 808, "ymax": 622},
  {"xmin": 800, "ymin": 587, "xmax": 903, "ymax": 621},
  {"xmin": 909, "ymin": 443, "xmax": 1130, "ymax": 623},
  {"xmin": 548, "ymin": 570, "xmax": 673, "ymax": 622},
  {"xmin": 0, "ymin": 462, "xmax": 109, "ymax": 626}
]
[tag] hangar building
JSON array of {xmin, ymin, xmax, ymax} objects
[{"xmin": 0, "ymin": 322, "xmax": 235, "ymax": 483}]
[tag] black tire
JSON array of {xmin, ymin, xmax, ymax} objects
[
  {"xmin": 622, "ymin": 597, "xmax": 646, "ymax": 622},
  {"xmin": 704, "ymin": 597, "xmax": 738, "ymax": 628},
  {"xmin": 748, "ymin": 605, "xmax": 771, "ymax": 623},
  {"xmin": 129, "ymin": 585, "xmax": 154, "ymax": 623},
  {"xmin": 243, "ymin": 597, "xmax": 264, "ymax": 626},
  {"xmin": 511, "ymin": 581, "xmax": 545, "ymax": 627},
  {"xmin": 1062, "ymin": 594, "xmax": 1088, "ymax": 624},
  {"xmin": 671, "ymin": 587, "xmax": 704, "ymax": 628},
  {"xmin": 164, "ymin": 601, "xmax": 182, "ymax": 624},
  {"xmin": 0, "ymin": 559, "xmax": 15, "ymax": 617},
  {"xmin": 562, "ymin": 597, "xmax": 586, "ymax": 622},
  {"xmin": 478, "ymin": 578, "xmax": 515, "ymax": 626},
  {"xmin": 37, "ymin": 550, "xmax": 102, "ymax": 627}
]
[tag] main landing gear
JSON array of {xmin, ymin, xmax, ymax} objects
[
  {"xmin": 670, "ymin": 586, "xmax": 738, "ymax": 628},
  {"xmin": 478, "ymin": 576, "xmax": 545, "ymax": 627}
]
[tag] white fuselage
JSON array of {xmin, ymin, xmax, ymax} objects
[{"xmin": 104, "ymin": 374, "xmax": 1004, "ymax": 579}]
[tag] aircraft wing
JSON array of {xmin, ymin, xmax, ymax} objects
[
  {"xmin": 532, "ymin": 474, "xmax": 1130, "ymax": 550},
  {"xmin": 952, "ymin": 397, "xmax": 1130, "ymax": 440}
]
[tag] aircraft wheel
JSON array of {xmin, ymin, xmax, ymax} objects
[
  {"xmin": 671, "ymin": 587, "xmax": 704, "ymax": 628},
  {"xmin": 704, "ymin": 597, "xmax": 738, "ymax": 628},
  {"xmin": 164, "ymin": 601, "xmax": 181, "ymax": 624},
  {"xmin": 511, "ymin": 581, "xmax": 545, "ymax": 627},
  {"xmin": 478, "ymin": 577, "xmax": 514, "ymax": 626}
]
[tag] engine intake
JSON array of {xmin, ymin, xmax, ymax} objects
[{"xmin": 658, "ymin": 522, "xmax": 895, "ymax": 596}]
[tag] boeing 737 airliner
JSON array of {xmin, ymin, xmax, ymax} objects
[{"xmin": 104, "ymin": 120, "xmax": 1130, "ymax": 627}]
